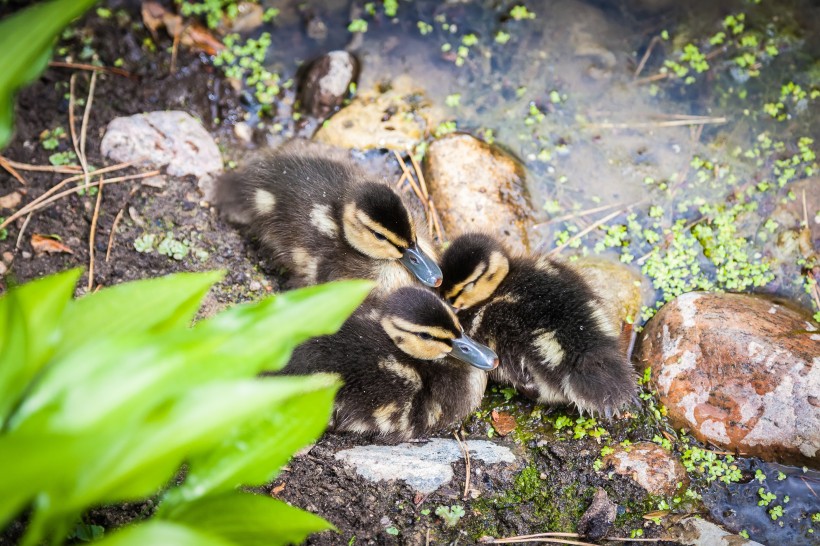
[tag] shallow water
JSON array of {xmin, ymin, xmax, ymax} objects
[{"xmin": 240, "ymin": 1, "xmax": 819, "ymax": 542}]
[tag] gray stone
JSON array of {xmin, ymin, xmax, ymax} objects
[
  {"xmin": 577, "ymin": 488, "xmax": 616, "ymax": 541},
  {"xmin": 100, "ymin": 111, "xmax": 223, "ymax": 191},
  {"xmin": 299, "ymin": 51, "xmax": 357, "ymax": 119},
  {"xmin": 669, "ymin": 517, "xmax": 764, "ymax": 546},
  {"xmin": 334, "ymin": 438, "xmax": 515, "ymax": 494}
]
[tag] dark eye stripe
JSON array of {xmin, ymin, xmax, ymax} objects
[{"xmin": 392, "ymin": 324, "xmax": 450, "ymax": 343}]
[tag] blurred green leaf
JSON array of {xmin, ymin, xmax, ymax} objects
[
  {"xmin": 96, "ymin": 521, "xmax": 233, "ymax": 546},
  {"xmin": 56, "ymin": 271, "xmax": 224, "ymax": 356},
  {"xmin": 164, "ymin": 492, "xmax": 335, "ymax": 546},
  {"xmin": 163, "ymin": 377, "xmax": 339, "ymax": 508},
  {"xmin": 0, "ymin": 0, "xmax": 98, "ymax": 149},
  {"xmin": 0, "ymin": 269, "xmax": 81, "ymax": 427}
]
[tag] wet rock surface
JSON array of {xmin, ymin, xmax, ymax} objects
[
  {"xmin": 424, "ymin": 134, "xmax": 535, "ymax": 253},
  {"xmin": 100, "ymin": 110, "xmax": 223, "ymax": 194},
  {"xmin": 638, "ymin": 292, "xmax": 820, "ymax": 466},
  {"xmin": 314, "ymin": 76, "xmax": 437, "ymax": 152},
  {"xmin": 602, "ymin": 441, "xmax": 688, "ymax": 496},
  {"xmin": 577, "ymin": 488, "xmax": 617, "ymax": 541},
  {"xmin": 298, "ymin": 51, "xmax": 357, "ymax": 120},
  {"xmin": 334, "ymin": 438, "xmax": 517, "ymax": 494},
  {"xmin": 668, "ymin": 516, "xmax": 765, "ymax": 546}
]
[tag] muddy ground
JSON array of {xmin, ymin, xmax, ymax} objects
[{"xmin": 0, "ymin": 2, "xmax": 778, "ymax": 545}]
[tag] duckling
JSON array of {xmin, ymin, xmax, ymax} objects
[
  {"xmin": 280, "ymin": 286, "xmax": 499, "ymax": 442},
  {"xmin": 438, "ymin": 232, "xmax": 636, "ymax": 417},
  {"xmin": 216, "ymin": 147, "xmax": 442, "ymax": 292}
]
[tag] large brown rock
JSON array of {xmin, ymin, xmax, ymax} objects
[
  {"xmin": 424, "ymin": 134, "xmax": 535, "ymax": 253},
  {"xmin": 638, "ymin": 292, "xmax": 820, "ymax": 466},
  {"xmin": 602, "ymin": 441, "xmax": 688, "ymax": 496}
]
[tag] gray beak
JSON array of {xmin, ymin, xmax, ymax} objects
[
  {"xmin": 450, "ymin": 334, "xmax": 499, "ymax": 371},
  {"xmin": 399, "ymin": 244, "xmax": 443, "ymax": 287}
]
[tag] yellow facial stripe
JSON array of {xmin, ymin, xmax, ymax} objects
[
  {"xmin": 381, "ymin": 316, "xmax": 452, "ymax": 360},
  {"xmin": 386, "ymin": 316, "xmax": 455, "ymax": 340},
  {"xmin": 451, "ymin": 251, "xmax": 509, "ymax": 310},
  {"xmin": 444, "ymin": 262, "xmax": 486, "ymax": 300},
  {"xmin": 342, "ymin": 204, "xmax": 403, "ymax": 259},
  {"xmin": 355, "ymin": 209, "xmax": 409, "ymax": 248}
]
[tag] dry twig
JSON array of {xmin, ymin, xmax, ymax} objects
[
  {"xmin": 0, "ymin": 162, "xmax": 133, "ymax": 229},
  {"xmin": 634, "ymin": 36, "xmax": 661, "ymax": 79},
  {"xmin": 548, "ymin": 208, "xmax": 629, "ymax": 256},
  {"xmin": 87, "ymin": 177, "xmax": 104, "ymax": 291},
  {"xmin": 534, "ymin": 201, "xmax": 628, "ymax": 228},
  {"xmin": 48, "ymin": 60, "xmax": 136, "ymax": 80},
  {"xmin": 481, "ymin": 532, "xmax": 595, "ymax": 545},
  {"xmin": 79, "ymin": 70, "xmax": 98, "ymax": 184},
  {"xmin": 452, "ymin": 430, "xmax": 472, "ymax": 500},
  {"xmin": 0, "ymin": 155, "xmax": 28, "ymax": 185},
  {"xmin": 105, "ymin": 208, "xmax": 125, "ymax": 262},
  {"xmin": 0, "ymin": 158, "xmax": 81, "ymax": 174},
  {"xmin": 15, "ymin": 213, "xmax": 32, "ymax": 250},
  {"xmin": 0, "ymin": 170, "xmax": 160, "ymax": 230},
  {"xmin": 587, "ymin": 117, "xmax": 727, "ymax": 130}
]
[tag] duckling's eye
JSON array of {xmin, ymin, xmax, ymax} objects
[
  {"xmin": 417, "ymin": 332, "xmax": 433, "ymax": 340},
  {"xmin": 370, "ymin": 230, "xmax": 387, "ymax": 242}
]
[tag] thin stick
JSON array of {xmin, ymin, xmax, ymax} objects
[
  {"xmin": 534, "ymin": 201, "xmax": 626, "ymax": 228},
  {"xmin": 68, "ymin": 73, "xmax": 81, "ymax": 172},
  {"xmin": 425, "ymin": 529, "xmax": 430, "ymax": 546},
  {"xmin": 548, "ymin": 208, "xmax": 627, "ymax": 256},
  {"xmin": 604, "ymin": 538, "xmax": 666, "ymax": 542},
  {"xmin": 0, "ymin": 171, "xmax": 159, "ymax": 230},
  {"xmin": 409, "ymin": 154, "xmax": 430, "ymax": 201},
  {"xmin": 800, "ymin": 476, "xmax": 817, "ymax": 498},
  {"xmin": 170, "ymin": 23, "xmax": 182, "ymax": 74},
  {"xmin": 802, "ymin": 189, "xmax": 809, "ymax": 228},
  {"xmin": 15, "ymin": 213, "xmax": 32, "ymax": 250},
  {"xmin": 105, "ymin": 207, "xmax": 124, "ymax": 262},
  {"xmin": 487, "ymin": 537, "xmax": 595, "ymax": 546},
  {"xmin": 634, "ymin": 36, "xmax": 661, "ymax": 79},
  {"xmin": 483, "ymin": 533, "xmax": 580, "ymax": 541},
  {"xmin": 395, "ymin": 171, "xmax": 409, "ymax": 189},
  {"xmin": 429, "ymin": 200, "xmax": 445, "ymax": 241},
  {"xmin": 79, "ymin": 70, "xmax": 98, "ymax": 184},
  {"xmin": 87, "ymin": 177, "xmax": 104, "ymax": 291},
  {"xmin": 1, "ymin": 158, "xmax": 81, "ymax": 173},
  {"xmin": 48, "ymin": 61, "xmax": 136, "ymax": 80},
  {"xmin": 392, "ymin": 150, "xmax": 426, "ymax": 206},
  {"xmin": 0, "ymin": 155, "xmax": 28, "ymax": 185},
  {"xmin": 634, "ymin": 72, "xmax": 670, "ymax": 85},
  {"xmin": 587, "ymin": 117, "xmax": 727, "ymax": 130},
  {"xmin": 453, "ymin": 430, "xmax": 472, "ymax": 499},
  {"xmin": 0, "ymin": 162, "xmax": 133, "ymax": 229}
]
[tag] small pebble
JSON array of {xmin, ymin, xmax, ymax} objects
[{"xmin": 249, "ymin": 280, "xmax": 262, "ymax": 291}]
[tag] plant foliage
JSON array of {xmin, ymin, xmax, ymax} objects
[
  {"xmin": 0, "ymin": 269, "xmax": 372, "ymax": 545},
  {"xmin": 0, "ymin": 0, "xmax": 98, "ymax": 149}
]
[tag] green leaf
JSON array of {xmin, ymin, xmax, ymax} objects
[
  {"xmin": 163, "ymin": 377, "xmax": 339, "ymax": 507},
  {"xmin": 0, "ymin": 269, "xmax": 81, "ymax": 427},
  {"xmin": 197, "ymin": 280, "xmax": 373, "ymax": 373},
  {"xmin": 0, "ymin": 0, "xmax": 99, "ymax": 150},
  {"xmin": 56, "ymin": 271, "xmax": 224, "ymax": 356},
  {"xmin": 96, "ymin": 521, "xmax": 233, "ymax": 546},
  {"xmin": 164, "ymin": 492, "xmax": 335, "ymax": 546}
]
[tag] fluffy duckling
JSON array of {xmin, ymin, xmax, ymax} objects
[
  {"xmin": 281, "ymin": 286, "xmax": 499, "ymax": 441},
  {"xmin": 438, "ymin": 232, "xmax": 636, "ymax": 417},
  {"xmin": 216, "ymin": 148, "xmax": 442, "ymax": 291}
]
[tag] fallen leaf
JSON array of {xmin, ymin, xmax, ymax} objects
[
  {"xmin": 642, "ymin": 510, "xmax": 669, "ymax": 520},
  {"xmin": 31, "ymin": 234, "xmax": 73, "ymax": 256},
  {"xmin": 491, "ymin": 410, "xmax": 516, "ymax": 436},
  {"xmin": 141, "ymin": 1, "xmax": 224, "ymax": 55},
  {"xmin": 270, "ymin": 482, "xmax": 285, "ymax": 496},
  {"xmin": 0, "ymin": 191, "xmax": 21, "ymax": 209}
]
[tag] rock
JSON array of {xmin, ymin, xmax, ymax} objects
[
  {"xmin": 668, "ymin": 517, "xmax": 764, "ymax": 546},
  {"xmin": 217, "ymin": 1, "xmax": 264, "ymax": 33},
  {"xmin": 334, "ymin": 438, "xmax": 515, "ymax": 494},
  {"xmin": 0, "ymin": 191, "xmax": 22, "ymax": 209},
  {"xmin": 315, "ymin": 76, "xmax": 438, "ymax": 152},
  {"xmin": 233, "ymin": 121, "xmax": 253, "ymax": 143},
  {"xmin": 100, "ymin": 111, "xmax": 223, "ymax": 194},
  {"xmin": 638, "ymin": 292, "xmax": 820, "ymax": 466},
  {"xmin": 577, "ymin": 488, "xmax": 616, "ymax": 541},
  {"xmin": 574, "ymin": 257, "xmax": 647, "ymax": 328},
  {"xmin": 602, "ymin": 441, "xmax": 688, "ymax": 496},
  {"xmin": 298, "ymin": 51, "xmax": 357, "ymax": 120},
  {"xmin": 424, "ymin": 134, "xmax": 535, "ymax": 253}
]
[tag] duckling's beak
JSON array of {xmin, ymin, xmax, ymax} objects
[
  {"xmin": 400, "ymin": 244, "xmax": 443, "ymax": 287},
  {"xmin": 449, "ymin": 334, "xmax": 499, "ymax": 371}
]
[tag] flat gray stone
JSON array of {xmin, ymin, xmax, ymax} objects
[
  {"xmin": 334, "ymin": 438, "xmax": 516, "ymax": 494},
  {"xmin": 100, "ymin": 111, "xmax": 223, "ymax": 189}
]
